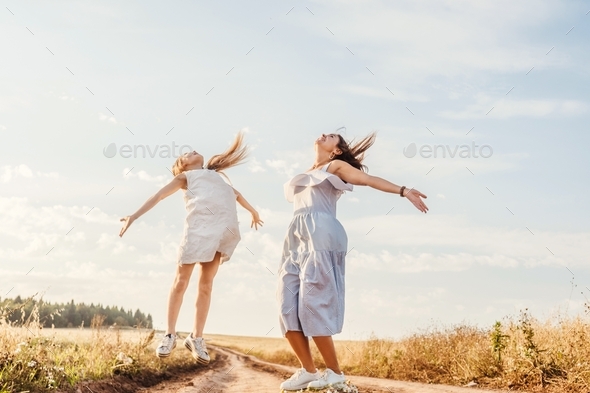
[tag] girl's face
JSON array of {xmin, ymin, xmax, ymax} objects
[
  {"xmin": 181, "ymin": 150, "xmax": 204, "ymax": 168},
  {"xmin": 315, "ymin": 133, "xmax": 340, "ymax": 154}
]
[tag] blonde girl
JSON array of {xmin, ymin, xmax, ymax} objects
[{"xmin": 119, "ymin": 132, "xmax": 263, "ymax": 364}]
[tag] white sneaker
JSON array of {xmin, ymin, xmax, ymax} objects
[
  {"xmin": 184, "ymin": 334, "xmax": 210, "ymax": 365},
  {"xmin": 280, "ymin": 368, "xmax": 320, "ymax": 391},
  {"xmin": 307, "ymin": 368, "xmax": 346, "ymax": 389},
  {"xmin": 155, "ymin": 333, "xmax": 177, "ymax": 358}
]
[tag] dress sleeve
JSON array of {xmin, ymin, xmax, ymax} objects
[{"xmin": 284, "ymin": 171, "xmax": 353, "ymax": 202}]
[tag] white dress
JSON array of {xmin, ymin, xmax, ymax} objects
[
  {"xmin": 177, "ymin": 169, "xmax": 241, "ymax": 265},
  {"xmin": 277, "ymin": 163, "xmax": 353, "ymax": 337}
]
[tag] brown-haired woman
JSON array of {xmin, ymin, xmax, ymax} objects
[
  {"xmin": 278, "ymin": 132, "xmax": 428, "ymax": 390},
  {"xmin": 119, "ymin": 131, "xmax": 263, "ymax": 364}
]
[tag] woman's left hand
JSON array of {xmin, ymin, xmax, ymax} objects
[
  {"xmin": 405, "ymin": 189, "xmax": 429, "ymax": 213},
  {"xmin": 250, "ymin": 210, "xmax": 264, "ymax": 230}
]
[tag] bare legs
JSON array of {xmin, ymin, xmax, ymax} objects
[
  {"xmin": 166, "ymin": 263, "xmax": 195, "ymax": 335},
  {"xmin": 285, "ymin": 331, "xmax": 315, "ymax": 372},
  {"xmin": 165, "ymin": 252, "xmax": 221, "ymax": 336},
  {"xmin": 285, "ymin": 331, "xmax": 342, "ymax": 374},
  {"xmin": 192, "ymin": 252, "xmax": 221, "ymax": 337}
]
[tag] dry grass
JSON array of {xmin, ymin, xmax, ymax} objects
[
  {"xmin": 5, "ymin": 297, "xmax": 590, "ymax": 392},
  {"xmin": 208, "ymin": 311, "xmax": 590, "ymax": 392},
  {"xmin": 0, "ymin": 303, "xmax": 197, "ymax": 392}
]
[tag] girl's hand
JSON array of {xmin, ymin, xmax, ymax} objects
[
  {"xmin": 404, "ymin": 189, "xmax": 429, "ymax": 213},
  {"xmin": 119, "ymin": 216, "xmax": 135, "ymax": 237},
  {"xmin": 250, "ymin": 210, "xmax": 264, "ymax": 230}
]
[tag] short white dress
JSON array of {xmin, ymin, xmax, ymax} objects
[
  {"xmin": 277, "ymin": 162, "xmax": 353, "ymax": 337},
  {"xmin": 177, "ymin": 169, "xmax": 241, "ymax": 265}
]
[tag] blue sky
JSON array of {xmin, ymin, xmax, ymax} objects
[{"xmin": 1, "ymin": 0, "xmax": 589, "ymax": 339}]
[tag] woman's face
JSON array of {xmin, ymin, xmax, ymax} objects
[
  {"xmin": 315, "ymin": 133, "xmax": 340, "ymax": 153},
  {"xmin": 181, "ymin": 150, "xmax": 204, "ymax": 167}
]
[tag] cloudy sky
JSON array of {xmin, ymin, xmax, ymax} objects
[{"xmin": 1, "ymin": 0, "xmax": 589, "ymax": 339}]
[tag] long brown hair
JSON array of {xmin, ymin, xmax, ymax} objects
[
  {"xmin": 332, "ymin": 132, "xmax": 376, "ymax": 172},
  {"xmin": 171, "ymin": 131, "xmax": 248, "ymax": 176}
]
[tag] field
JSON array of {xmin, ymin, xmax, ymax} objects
[
  {"xmin": 2, "ymin": 308, "xmax": 590, "ymax": 392},
  {"xmin": 207, "ymin": 311, "xmax": 590, "ymax": 393}
]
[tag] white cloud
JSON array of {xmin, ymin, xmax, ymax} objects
[
  {"xmin": 266, "ymin": 159, "xmax": 301, "ymax": 178},
  {"xmin": 306, "ymin": 0, "xmax": 569, "ymax": 80},
  {"xmin": 440, "ymin": 96, "xmax": 589, "ymax": 119},
  {"xmin": 343, "ymin": 214, "xmax": 588, "ymax": 269},
  {"xmin": 340, "ymin": 85, "xmax": 430, "ymax": 102},
  {"xmin": 247, "ymin": 157, "xmax": 266, "ymax": 173},
  {"xmin": 99, "ymin": 112, "xmax": 117, "ymax": 124},
  {"xmin": 0, "ymin": 165, "xmax": 59, "ymax": 183},
  {"xmin": 123, "ymin": 168, "xmax": 168, "ymax": 183}
]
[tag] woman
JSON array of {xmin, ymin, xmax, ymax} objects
[{"xmin": 277, "ymin": 132, "xmax": 428, "ymax": 390}]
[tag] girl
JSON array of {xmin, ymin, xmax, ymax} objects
[
  {"xmin": 278, "ymin": 132, "xmax": 428, "ymax": 390},
  {"xmin": 119, "ymin": 132, "xmax": 263, "ymax": 364}
]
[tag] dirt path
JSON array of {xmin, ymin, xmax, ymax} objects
[{"xmin": 141, "ymin": 345, "xmax": 514, "ymax": 393}]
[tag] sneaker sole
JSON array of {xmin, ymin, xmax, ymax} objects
[{"xmin": 184, "ymin": 340, "xmax": 210, "ymax": 365}]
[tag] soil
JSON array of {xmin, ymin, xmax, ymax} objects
[{"xmin": 73, "ymin": 345, "xmax": 515, "ymax": 393}]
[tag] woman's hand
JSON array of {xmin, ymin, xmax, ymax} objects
[
  {"xmin": 404, "ymin": 188, "xmax": 429, "ymax": 213},
  {"xmin": 250, "ymin": 210, "xmax": 264, "ymax": 230},
  {"xmin": 119, "ymin": 216, "xmax": 135, "ymax": 237}
]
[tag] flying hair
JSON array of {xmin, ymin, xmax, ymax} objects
[
  {"xmin": 333, "ymin": 131, "xmax": 377, "ymax": 172},
  {"xmin": 171, "ymin": 131, "xmax": 249, "ymax": 179}
]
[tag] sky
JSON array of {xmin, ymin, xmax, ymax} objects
[{"xmin": 1, "ymin": 0, "xmax": 589, "ymax": 340}]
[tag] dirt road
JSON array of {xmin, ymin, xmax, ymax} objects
[{"xmin": 138, "ymin": 345, "xmax": 512, "ymax": 393}]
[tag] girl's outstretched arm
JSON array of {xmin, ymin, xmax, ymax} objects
[
  {"xmin": 119, "ymin": 174, "xmax": 187, "ymax": 237},
  {"xmin": 331, "ymin": 160, "xmax": 429, "ymax": 213},
  {"xmin": 232, "ymin": 188, "xmax": 264, "ymax": 230}
]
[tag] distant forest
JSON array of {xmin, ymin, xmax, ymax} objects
[{"xmin": 0, "ymin": 296, "xmax": 153, "ymax": 329}]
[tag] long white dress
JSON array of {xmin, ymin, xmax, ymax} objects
[
  {"xmin": 277, "ymin": 162, "xmax": 353, "ymax": 337},
  {"xmin": 177, "ymin": 169, "xmax": 240, "ymax": 265}
]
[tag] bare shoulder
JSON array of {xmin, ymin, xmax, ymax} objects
[
  {"xmin": 327, "ymin": 159, "xmax": 348, "ymax": 174},
  {"xmin": 174, "ymin": 172, "xmax": 188, "ymax": 189}
]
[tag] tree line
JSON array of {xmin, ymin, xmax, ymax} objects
[{"xmin": 0, "ymin": 296, "xmax": 153, "ymax": 328}]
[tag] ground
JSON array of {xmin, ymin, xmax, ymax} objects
[{"xmin": 75, "ymin": 345, "xmax": 515, "ymax": 393}]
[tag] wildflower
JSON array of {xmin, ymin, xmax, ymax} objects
[
  {"xmin": 28, "ymin": 360, "xmax": 37, "ymax": 367},
  {"xmin": 116, "ymin": 352, "xmax": 133, "ymax": 365}
]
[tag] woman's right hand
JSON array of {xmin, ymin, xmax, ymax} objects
[
  {"xmin": 119, "ymin": 216, "xmax": 135, "ymax": 237},
  {"xmin": 405, "ymin": 189, "xmax": 429, "ymax": 213}
]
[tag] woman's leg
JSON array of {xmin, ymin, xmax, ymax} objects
[
  {"xmin": 192, "ymin": 251, "xmax": 221, "ymax": 337},
  {"xmin": 286, "ymin": 330, "xmax": 316, "ymax": 372},
  {"xmin": 312, "ymin": 336, "xmax": 342, "ymax": 374},
  {"xmin": 166, "ymin": 263, "xmax": 196, "ymax": 334}
]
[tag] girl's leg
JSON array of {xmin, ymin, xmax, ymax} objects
[
  {"xmin": 166, "ymin": 263, "xmax": 196, "ymax": 335},
  {"xmin": 192, "ymin": 251, "xmax": 221, "ymax": 337},
  {"xmin": 285, "ymin": 330, "xmax": 316, "ymax": 372},
  {"xmin": 312, "ymin": 336, "xmax": 342, "ymax": 374}
]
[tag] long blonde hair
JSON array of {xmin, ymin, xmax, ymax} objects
[{"xmin": 171, "ymin": 132, "xmax": 248, "ymax": 177}]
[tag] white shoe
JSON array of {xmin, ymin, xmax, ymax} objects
[
  {"xmin": 307, "ymin": 368, "xmax": 346, "ymax": 389},
  {"xmin": 280, "ymin": 368, "xmax": 320, "ymax": 391},
  {"xmin": 155, "ymin": 333, "xmax": 177, "ymax": 358},
  {"xmin": 184, "ymin": 334, "xmax": 210, "ymax": 365}
]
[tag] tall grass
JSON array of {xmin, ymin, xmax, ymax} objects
[
  {"xmin": 211, "ymin": 311, "xmax": 590, "ymax": 392},
  {"xmin": 0, "ymin": 297, "xmax": 195, "ymax": 392}
]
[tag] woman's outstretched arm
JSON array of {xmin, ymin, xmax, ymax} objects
[
  {"xmin": 331, "ymin": 160, "xmax": 429, "ymax": 213},
  {"xmin": 232, "ymin": 188, "xmax": 264, "ymax": 230},
  {"xmin": 119, "ymin": 173, "xmax": 187, "ymax": 237}
]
